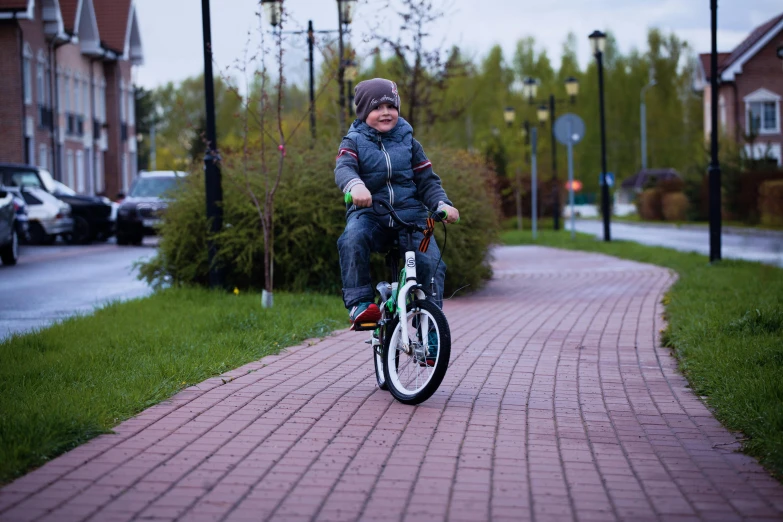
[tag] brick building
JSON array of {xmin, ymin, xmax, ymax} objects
[
  {"xmin": 0, "ymin": 0, "xmax": 143, "ymax": 197},
  {"xmin": 694, "ymin": 11, "xmax": 783, "ymax": 166}
]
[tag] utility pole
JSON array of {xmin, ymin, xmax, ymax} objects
[{"xmin": 709, "ymin": 0, "xmax": 721, "ymax": 262}]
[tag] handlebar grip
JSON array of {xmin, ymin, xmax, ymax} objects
[
  {"xmin": 344, "ymin": 192, "xmax": 353, "ymax": 205},
  {"xmin": 436, "ymin": 210, "xmax": 460, "ymax": 224}
]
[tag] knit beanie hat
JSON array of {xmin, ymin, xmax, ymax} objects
[{"xmin": 354, "ymin": 78, "xmax": 401, "ymax": 121}]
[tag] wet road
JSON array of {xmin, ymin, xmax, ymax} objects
[
  {"xmin": 569, "ymin": 219, "xmax": 783, "ymax": 267},
  {"xmin": 0, "ymin": 239, "xmax": 155, "ymax": 340}
]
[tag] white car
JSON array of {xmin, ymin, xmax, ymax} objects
[{"xmin": 16, "ymin": 186, "xmax": 73, "ymax": 244}]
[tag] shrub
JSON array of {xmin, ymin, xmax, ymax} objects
[
  {"xmin": 137, "ymin": 140, "xmax": 501, "ymax": 298},
  {"xmin": 759, "ymin": 180, "xmax": 783, "ymax": 227},
  {"xmin": 638, "ymin": 188, "xmax": 663, "ymax": 220},
  {"xmin": 662, "ymin": 192, "xmax": 689, "ymax": 222}
]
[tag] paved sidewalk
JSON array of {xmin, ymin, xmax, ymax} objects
[{"xmin": 1, "ymin": 246, "xmax": 782, "ymax": 522}]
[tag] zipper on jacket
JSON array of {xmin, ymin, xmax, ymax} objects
[{"xmin": 379, "ymin": 137, "xmax": 394, "ymax": 227}]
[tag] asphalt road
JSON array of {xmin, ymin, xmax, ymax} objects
[
  {"xmin": 0, "ymin": 239, "xmax": 156, "ymax": 341},
  {"xmin": 568, "ymin": 219, "xmax": 783, "ymax": 267}
]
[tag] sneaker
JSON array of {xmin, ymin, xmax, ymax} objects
[
  {"xmin": 349, "ymin": 302, "xmax": 381, "ymax": 330},
  {"xmin": 422, "ymin": 330, "xmax": 439, "ymax": 367}
]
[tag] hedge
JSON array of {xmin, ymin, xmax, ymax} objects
[
  {"xmin": 137, "ymin": 140, "xmax": 501, "ymax": 300},
  {"xmin": 759, "ymin": 180, "xmax": 783, "ymax": 227}
]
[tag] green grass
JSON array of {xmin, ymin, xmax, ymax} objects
[
  {"xmin": 501, "ymin": 229, "xmax": 783, "ymax": 478},
  {"xmin": 0, "ymin": 288, "xmax": 345, "ymax": 484}
]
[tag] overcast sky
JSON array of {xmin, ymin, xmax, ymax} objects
[{"xmin": 133, "ymin": 0, "xmax": 782, "ymax": 91}]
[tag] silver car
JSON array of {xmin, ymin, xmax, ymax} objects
[{"xmin": 16, "ymin": 187, "xmax": 73, "ymax": 245}]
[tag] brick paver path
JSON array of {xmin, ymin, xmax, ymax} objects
[{"xmin": 2, "ymin": 246, "xmax": 782, "ymax": 522}]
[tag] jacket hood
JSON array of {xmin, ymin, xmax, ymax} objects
[{"xmin": 348, "ymin": 117, "xmax": 413, "ymax": 143}]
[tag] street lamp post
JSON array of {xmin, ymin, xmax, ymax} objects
[
  {"xmin": 336, "ymin": 0, "xmax": 357, "ymax": 134},
  {"xmin": 640, "ymin": 68, "xmax": 655, "ymax": 170},
  {"xmin": 590, "ymin": 30, "xmax": 610, "ymax": 242},
  {"xmin": 522, "ymin": 76, "xmax": 579, "ymax": 231},
  {"xmin": 201, "ymin": 0, "xmax": 224, "ymax": 288},
  {"xmin": 708, "ymin": 1, "xmax": 721, "ymax": 262}
]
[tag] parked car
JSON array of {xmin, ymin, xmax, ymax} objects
[
  {"xmin": 8, "ymin": 186, "xmax": 73, "ymax": 245},
  {"xmin": 0, "ymin": 188, "xmax": 19, "ymax": 265},
  {"xmin": 11, "ymin": 191, "xmax": 31, "ymax": 243},
  {"xmin": 116, "ymin": 170, "xmax": 186, "ymax": 246},
  {"xmin": 0, "ymin": 163, "xmax": 114, "ymax": 244}
]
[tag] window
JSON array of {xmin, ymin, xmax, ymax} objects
[
  {"xmin": 83, "ymin": 79, "xmax": 90, "ymax": 119},
  {"xmin": 74, "ymin": 76, "xmax": 81, "ymax": 116},
  {"xmin": 122, "ymin": 152, "xmax": 129, "ymax": 192},
  {"xmin": 36, "ymin": 63, "xmax": 45, "ymax": 107},
  {"xmin": 66, "ymin": 150, "xmax": 74, "ymax": 189},
  {"xmin": 745, "ymin": 89, "xmax": 781, "ymax": 136},
  {"xmin": 748, "ymin": 101, "xmax": 777, "ymax": 133},
  {"xmin": 38, "ymin": 144, "xmax": 47, "ymax": 170},
  {"xmin": 63, "ymin": 74, "xmax": 71, "ymax": 113},
  {"xmin": 128, "ymin": 87, "xmax": 135, "ymax": 126},
  {"xmin": 95, "ymin": 151, "xmax": 103, "ymax": 193},
  {"xmin": 119, "ymin": 80, "xmax": 126, "ymax": 122},
  {"xmin": 23, "ymin": 50, "xmax": 32, "ymax": 105},
  {"xmin": 76, "ymin": 150, "xmax": 84, "ymax": 193},
  {"xmin": 99, "ymin": 82, "xmax": 106, "ymax": 122}
]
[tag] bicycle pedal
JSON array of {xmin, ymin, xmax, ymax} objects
[
  {"xmin": 364, "ymin": 339, "xmax": 372, "ymax": 344},
  {"xmin": 352, "ymin": 322, "xmax": 379, "ymax": 332}
]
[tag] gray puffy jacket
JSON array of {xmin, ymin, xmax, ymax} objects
[{"xmin": 334, "ymin": 117, "xmax": 451, "ymax": 222}]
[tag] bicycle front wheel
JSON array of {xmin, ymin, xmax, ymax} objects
[{"xmin": 383, "ymin": 299, "xmax": 451, "ymax": 405}]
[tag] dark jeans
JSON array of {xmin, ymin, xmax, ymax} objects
[{"xmin": 338, "ymin": 211, "xmax": 446, "ymax": 310}]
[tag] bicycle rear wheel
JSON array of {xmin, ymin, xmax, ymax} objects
[{"xmin": 383, "ymin": 299, "xmax": 451, "ymax": 405}]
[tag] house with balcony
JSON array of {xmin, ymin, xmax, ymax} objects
[
  {"xmin": 0, "ymin": 0, "xmax": 143, "ymax": 198},
  {"xmin": 694, "ymin": 11, "xmax": 783, "ymax": 166}
]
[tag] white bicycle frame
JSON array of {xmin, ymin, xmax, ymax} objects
[{"xmin": 394, "ymin": 250, "xmax": 429, "ymax": 356}]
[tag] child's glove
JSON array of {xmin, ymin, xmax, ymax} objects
[
  {"xmin": 437, "ymin": 201, "xmax": 460, "ymax": 224},
  {"xmin": 350, "ymin": 184, "xmax": 373, "ymax": 208}
]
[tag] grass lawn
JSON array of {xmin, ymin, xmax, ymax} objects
[
  {"xmin": 0, "ymin": 288, "xmax": 345, "ymax": 484},
  {"xmin": 501, "ymin": 228, "xmax": 783, "ymax": 479}
]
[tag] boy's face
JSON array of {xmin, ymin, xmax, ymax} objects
[{"xmin": 365, "ymin": 103, "xmax": 398, "ymax": 133}]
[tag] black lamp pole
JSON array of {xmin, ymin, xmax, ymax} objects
[
  {"xmin": 591, "ymin": 33, "xmax": 611, "ymax": 242},
  {"xmin": 549, "ymin": 94, "xmax": 559, "ymax": 231},
  {"xmin": 337, "ymin": 1, "xmax": 346, "ymax": 134},
  {"xmin": 200, "ymin": 0, "xmax": 224, "ymax": 288},
  {"xmin": 308, "ymin": 20, "xmax": 316, "ymax": 141},
  {"xmin": 708, "ymin": 0, "xmax": 721, "ymax": 262}
]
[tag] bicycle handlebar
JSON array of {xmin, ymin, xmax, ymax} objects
[{"xmin": 344, "ymin": 192, "xmax": 459, "ymax": 226}]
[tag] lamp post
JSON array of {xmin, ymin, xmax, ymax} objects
[
  {"xmin": 522, "ymin": 75, "xmax": 579, "ymax": 231},
  {"xmin": 345, "ymin": 59, "xmax": 358, "ymax": 117},
  {"xmin": 589, "ymin": 29, "xmax": 610, "ymax": 242},
  {"xmin": 708, "ymin": 1, "xmax": 720, "ymax": 261},
  {"xmin": 336, "ymin": 0, "xmax": 357, "ymax": 134},
  {"xmin": 640, "ymin": 68, "xmax": 655, "ymax": 170},
  {"xmin": 201, "ymin": 0, "xmax": 224, "ymax": 288}
]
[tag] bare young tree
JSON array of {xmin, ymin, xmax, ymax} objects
[{"xmin": 370, "ymin": 0, "xmax": 467, "ymax": 129}]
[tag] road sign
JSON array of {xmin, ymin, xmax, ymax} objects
[
  {"xmin": 600, "ymin": 172, "xmax": 615, "ymax": 187},
  {"xmin": 554, "ymin": 113, "xmax": 585, "ymax": 146}
]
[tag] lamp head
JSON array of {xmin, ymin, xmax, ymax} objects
[
  {"xmin": 523, "ymin": 77, "xmax": 539, "ymax": 102},
  {"xmin": 564, "ymin": 76, "xmax": 579, "ymax": 98},
  {"xmin": 537, "ymin": 104, "xmax": 548, "ymax": 125},
  {"xmin": 261, "ymin": 0, "xmax": 282, "ymax": 27},
  {"xmin": 344, "ymin": 60, "xmax": 358, "ymax": 82},
  {"xmin": 338, "ymin": 0, "xmax": 357, "ymax": 24},
  {"xmin": 503, "ymin": 106, "xmax": 516, "ymax": 126},
  {"xmin": 589, "ymin": 30, "xmax": 607, "ymax": 55}
]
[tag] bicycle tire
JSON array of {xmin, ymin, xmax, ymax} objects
[{"xmin": 383, "ymin": 299, "xmax": 451, "ymax": 405}]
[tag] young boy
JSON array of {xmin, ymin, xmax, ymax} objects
[{"xmin": 335, "ymin": 78, "xmax": 459, "ymax": 328}]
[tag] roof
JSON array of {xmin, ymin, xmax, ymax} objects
[
  {"xmin": 699, "ymin": 11, "xmax": 783, "ymax": 82},
  {"xmin": 0, "ymin": 0, "xmax": 29, "ymax": 10},
  {"xmin": 698, "ymin": 53, "xmax": 730, "ymax": 82},
  {"xmin": 621, "ymin": 169, "xmax": 681, "ymax": 191},
  {"xmin": 93, "ymin": 0, "xmax": 132, "ymax": 54},
  {"xmin": 59, "ymin": 0, "xmax": 78, "ymax": 33}
]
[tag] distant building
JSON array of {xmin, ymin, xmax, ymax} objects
[
  {"xmin": 694, "ymin": 11, "xmax": 783, "ymax": 166},
  {"xmin": 0, "ymin": 0, "xmax": 143, "ymax": 197}
]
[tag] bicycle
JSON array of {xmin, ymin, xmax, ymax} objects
[{"xmin": 344, "ymin": 195, "xmax": 453, "ymax": 405}]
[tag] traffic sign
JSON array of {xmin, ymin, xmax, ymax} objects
[
  {"xmin": 554, "ymin": 113, "xmax": 585, "ymax": 146},
  {"xmin": 600, "ymin": 172, "xmax": 615, "ymax": 187}
]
